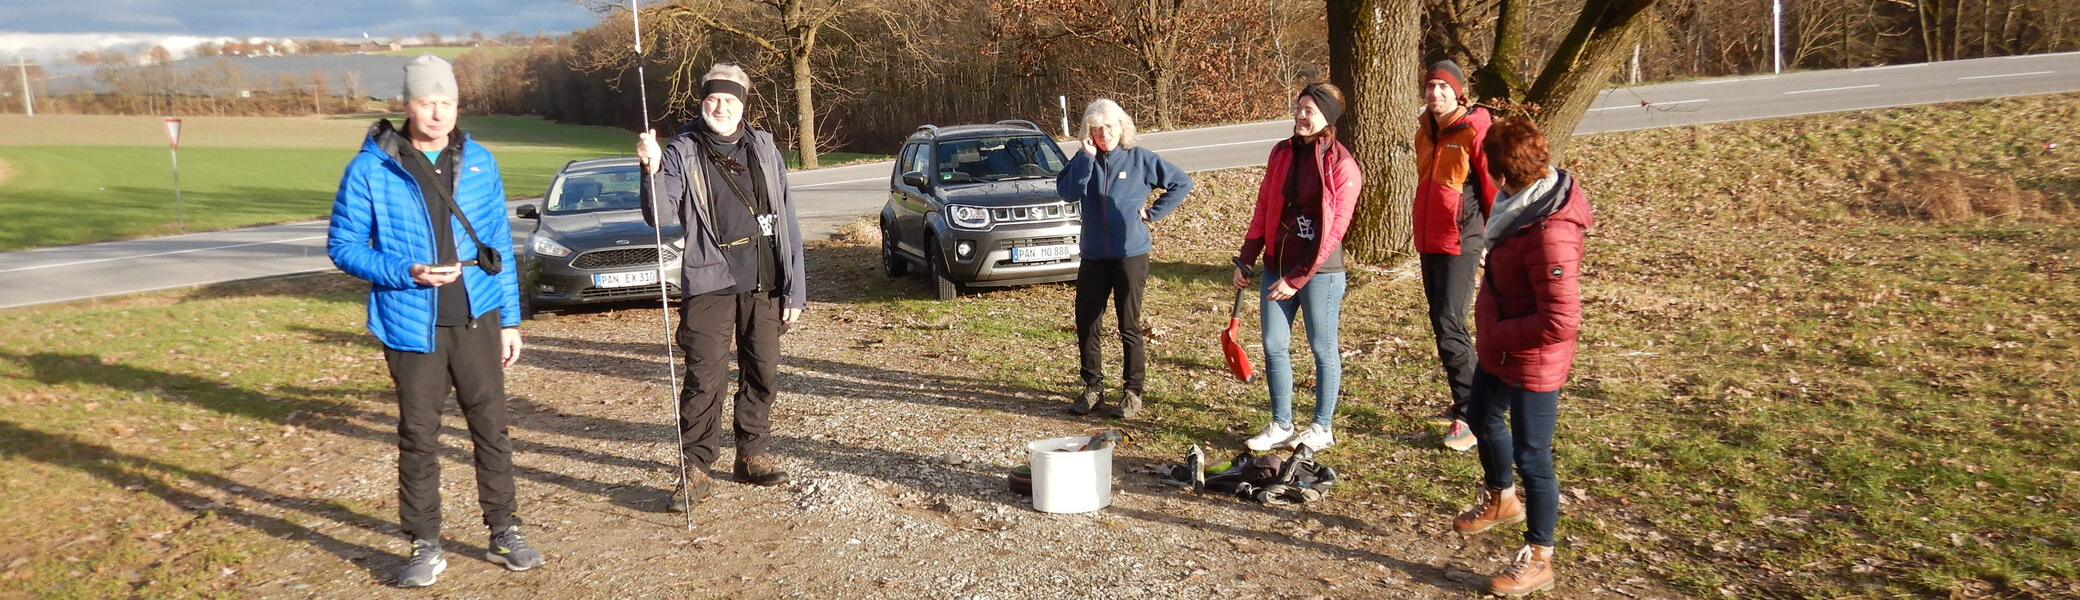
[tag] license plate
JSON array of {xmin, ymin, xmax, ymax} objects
[
  {"xmin": 1011, "ymin": 244, "xmax": 1077, "ymax": 263},
  {"xmin": 593, "ymin": 270, "xmax": 659, "ymax": 288}
]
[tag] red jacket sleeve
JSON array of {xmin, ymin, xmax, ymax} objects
[
  {"xmin": 1236, "ymin": 142, "xmax": 1289, "ymax": 268},
  {"xmin": 1486, "ymin": 222, "xmax": 1583, "ymax": 351}
]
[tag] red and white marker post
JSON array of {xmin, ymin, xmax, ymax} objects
[{"xmin": 164, "ymin": 118, "xmax": 184, "ymax": 231}]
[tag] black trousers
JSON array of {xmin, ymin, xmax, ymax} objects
[
  {"xmin": 677, "ymin": 292, "xmax": 783, "ymax": 470},
  {"xmin": 1075, "ymin": 254, "xmax": 1149, "ymax": 392},
  {"xmin": 384, "ymin": 311, "xmax": 517, "ymax": 541},
  {"xmin": 1420, "ymin": 250, "xmax": 1481, "ymax": 420}
]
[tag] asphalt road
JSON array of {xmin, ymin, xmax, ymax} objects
[{"xmin": 4, "ymin": 51, "xmax": 2076, "ymax": 310}]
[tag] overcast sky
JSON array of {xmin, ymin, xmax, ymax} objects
[{"xmin": 0, "ymin": 0, "xmax": 604, "ymax": 60}]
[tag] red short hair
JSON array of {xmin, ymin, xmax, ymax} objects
[{"xmin": 1482, "ymin": 116, "xmax": 1551, "ymax": 188}]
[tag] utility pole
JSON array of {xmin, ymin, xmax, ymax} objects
[
  {"xmin": 15, "ymin": 56, "xmax": 32, "ymax": 116},
  {"xmin": 1772, "ymin": 0, "xmax": 1784, "ymax": 74}
]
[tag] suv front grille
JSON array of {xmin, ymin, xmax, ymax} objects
[
  {"xmin": 988, "ymin": 203, "xmax": 1078, "ymax": 225},
  {"xmin": 997, "ymin": 235, "xmax": 1077, "ymax": 250},
  {"xmin": 572, "ymin": 246, "xmax": 678, "ymax": 269}
]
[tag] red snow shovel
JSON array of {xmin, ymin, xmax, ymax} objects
[{"xmin": 1222, "ymin": 258, "xmax": 1257, "ymax": 383}]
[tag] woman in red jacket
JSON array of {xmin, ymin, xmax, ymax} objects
[
  {"xmin": 1232, "ymin": 83, "xmax": 1363, "ymax": 452},
  {"xmin": 1449, "ymin": 116, "xmax": 1592, "ymax": 597}
]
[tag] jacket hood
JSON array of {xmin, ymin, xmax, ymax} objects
[
  {"xmin": 362, "ymin": 118, "xmax": 468, "ymax": 163},
  {"xmin": 1426, "ymin": 105, "xmax": 1491, "ymax": 137},
  {"xmin": 1493, "ymin": 169, "xmax": 1592, "ymax": 242}
]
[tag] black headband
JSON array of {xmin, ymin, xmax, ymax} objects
[
  {"xmin": 1299, "ymin": 84, "xmax": 1343, "ymax": 126},
  {"xmin": 701, "ymin": 79, "xmax": 746, "ymax": 101}
]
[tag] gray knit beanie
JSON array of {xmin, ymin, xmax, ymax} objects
[{"xmin": 402, "ymin": 55, "xmax": 457, "ymax": 102}]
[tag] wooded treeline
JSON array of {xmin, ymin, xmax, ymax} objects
[{"xmin": 442, "ymin": 0, "xmax": 2072, "ymax": 164}]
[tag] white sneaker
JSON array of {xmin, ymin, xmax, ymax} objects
[
  {"xmin": 1244, "ymin": 422, "xmax": 1295, "ymax": 452},
  {"xmin": 1289, "ymin": 423, "xmax": 1335, "ymax": 450}
]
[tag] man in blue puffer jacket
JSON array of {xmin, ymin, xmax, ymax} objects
[
  {"xmin": 326, "ymin": 55, "xmax": 542, "ymax": 588},
  {"xmin": 1054, "ymin": 98, "xmax": 1194, "ymax": 419}
]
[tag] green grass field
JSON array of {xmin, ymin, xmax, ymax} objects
[{"xmin": 0, "ymin": 114, "xmax": 888, "ymax": 251}]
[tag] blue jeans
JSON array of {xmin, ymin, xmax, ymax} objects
[
  {"xmin": 1261, "ymin": 271, "xmax": 1344, "ymax": 428},
  {"xmin": 1469, "ymin": 367, "xmax": 1560, "ymax": 547}
]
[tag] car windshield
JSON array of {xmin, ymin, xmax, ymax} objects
[
  {"xmin": 934, "ymin": 136, "xmax": 1067, "ymax": 184},
  {"xmin": 546, "ymin": 167, "xmax": 643, "ymax": 214}
]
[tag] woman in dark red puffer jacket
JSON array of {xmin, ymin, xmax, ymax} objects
[{"xmin": 1447, "ymin": 116, "xmax": 1592, "ymax": 598}]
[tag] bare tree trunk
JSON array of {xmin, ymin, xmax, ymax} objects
[
  {"xmin": 1523, "ymin": 0, "xmax": 1656, "ymax": 162},
  {"xmin": 1329, "ymin": 0, "xmax": 1423, "ymax": 265},
  {"xmin": 1474, "ymin": 0, "xmax": 1530, "ymax": 101},
  {"xmin": 792, "ymin": 46, "xmax": 819, "ymax": 168}
]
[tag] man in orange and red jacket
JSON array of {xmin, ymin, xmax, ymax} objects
[{"xmin": 1413, "ymin": 59, "xmax": 1498, "ymax": 450}]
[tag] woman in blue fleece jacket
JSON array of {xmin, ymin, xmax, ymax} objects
[{"xmin": 1054, "ymin": 98, "xmax": 1194, "ymax": 419}]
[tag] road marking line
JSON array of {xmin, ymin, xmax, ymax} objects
[
  {"xmin": 1587, "ymin": 99, "xmax": 1708, "ymax": 112},
  {"xmin": 0, "ymin": 235, "xmax": 326, "ymax": 274},
  {"xmin": 1697, "ymin": 75, "xmax": 1778, "ymax": 85},
  {"xmin": 0, "ymin": 267, "xmax": 338, "ymax": 310},
  {"xmin": 1958, "ymin": 71, "xmax": 2053, "ymax": 80},
  {"xmin": 794, "ymin": 176, "xmax": 885, "ymax": 189},
  {"xmin": 1162, "ymin": 137, "xmax": 1287, "ymax": 152},
  {"xmin": 1784, "ymin": 84, "xmax": 1880, "ymax": 95},
  {"xmin": 1852, "ymin": 63, "xmax": 1926, "ymax": 72}
]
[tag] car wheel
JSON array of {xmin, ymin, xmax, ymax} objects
[
  {"xmin": 881, "ymin": 218, "xmax": 909, "ymax": 278},
  {"xmin": 927, "ymin": 239, "xmax": 960, "ymax": 301}
]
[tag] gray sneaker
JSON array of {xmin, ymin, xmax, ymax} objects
[
  {"xmin": 487, "ymin": 525, "xmax": 544, "ymax": 571},
  {"xmin": 396, "ymin": 539, "xmax": 446, "ymax": 588}
]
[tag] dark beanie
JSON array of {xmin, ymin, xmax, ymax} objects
[
  {"xmin": 1428, "ymin": 60, "xmax": 1466, "ymax": 99},
  {"xmin": 1298, "ymin": 83, "xmax": 1343, "ymax": 126}
]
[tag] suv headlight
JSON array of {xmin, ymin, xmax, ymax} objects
[
  {"xmin": 949, "ymin": 205, "xmax": 990, "ymax": 229},
  {"xmin": 531, "ymin": 236, "xmax": 573, "ymax": 258}
]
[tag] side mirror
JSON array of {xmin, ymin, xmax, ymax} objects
[
  {"xmin": 901, "ymin": 171, "xmax": 929, "ymax": 188},
  {"xmin": 516, "ymin": 204, "xmax": 539, "ymax": 219}
]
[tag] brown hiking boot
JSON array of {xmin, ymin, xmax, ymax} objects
[
  {"xmin": 733, "ymin": 455, "xmax": 791, "ymax": 486},
  {"xmin": 1452, "ymin": 485, "xmax": 1525, "ymax": 534},
  {"xmin": 1488, "ymin": 544, "xmax": 1555, "ymax": 597},
  {"xmin": 665, "ymin": 474, "xmax": 712, "ymax": 513}
]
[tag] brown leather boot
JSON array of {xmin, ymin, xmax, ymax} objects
[
  {"xmin": 1488, "ymin": 544, "xmax": 1555, "ymax": 597},
  {"xmin": 1452, "ymin": 485, "xmax": 1525, "ymax": 534},
  {"xmin": 733, "ymin": 455, "xmax": 791, "ymax": 486},
  {"xmin": 665, "ymin": 474, "xmax": 712, "ymax": 513}
]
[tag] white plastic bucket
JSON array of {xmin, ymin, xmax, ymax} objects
[{"xmin": 1026, "ymin": 436, "xmax": 1114, "ymax": 514}]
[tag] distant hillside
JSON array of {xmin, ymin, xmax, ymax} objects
[{"xmin": 45, "ymin": 54, "xmax": 425, "ymax": 99}]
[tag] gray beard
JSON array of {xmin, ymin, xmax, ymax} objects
[{"xmin": 702, "ymin": 113, "xmax": 742, "ymax": 137}]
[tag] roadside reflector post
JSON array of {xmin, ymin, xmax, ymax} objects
[
  {"xmin": 164, "ymin": 118, "xmax": 184, "ymax": 232},
  {"xmin": 1059, "ymin": 95, "xmax": 1071, "ymax": 139}
]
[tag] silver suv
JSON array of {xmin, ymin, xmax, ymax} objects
[{"xmin": 880, "ymin": 120, "xmax": 1079, "ymax": 299}]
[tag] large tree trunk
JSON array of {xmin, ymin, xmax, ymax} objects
[
  {"xmin": 1329, "ymin": 0, "xmax": 1423, "ymax": 265},
  {"xmin": 1473, "ymin": 0, "xmax": 1531, "ymax": 101},
  {"xmin": 1523, "ymin": 0, "xmax": 1656, "ymax": 162},
  {"xmin": 791, "ymin": 47, "xmax": 819, "ymax": 168}
]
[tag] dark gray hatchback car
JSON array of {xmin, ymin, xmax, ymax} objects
[
  {"xmin": 515, "ymin": 157, "xmax": 683, "ymax": 316},
  {"xmin": 880, "ymin": 120, "xmax": 1079, "ymax": 299}
]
